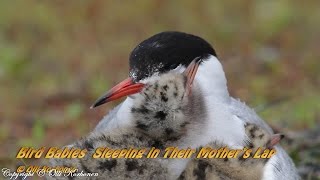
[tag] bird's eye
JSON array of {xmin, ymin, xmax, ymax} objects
[
  {"xmin": 170, "ymin": 64, "xmax": 178, "ymax": 69},
  {"xmin": 163, "ymin": 63, "xmax": 178, "ymax": 70},
  {"xmin": 159, "ymin": 63, "xmax": 179, "ymax": 73}
]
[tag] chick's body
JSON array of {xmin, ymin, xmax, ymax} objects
[
  {"xmin": 48, "ymin": 71, "xmax": 202, "ymax": 180},
  {"xmin": 180, "ymin": 124, "xmax": 282, "ymax": 180}
]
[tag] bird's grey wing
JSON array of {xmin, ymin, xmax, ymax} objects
[
  {"xmin": 262, "ymin": 146, "xmax": 300, "ymax": 180},
  {"xmin": 229, "ymin": 97, "xmax": 273, "ymax": 134},
  {"xmin": 229, "ymin": 97, "xmax": 300, "ymax": 180}
]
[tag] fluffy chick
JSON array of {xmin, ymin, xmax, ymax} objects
[{"xmin": 179, "ymin": 123, "xmax": 284, "ymax": 180}]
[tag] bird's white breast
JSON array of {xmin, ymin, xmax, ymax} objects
[{"xmin": 191, "ymin": 55, "xmax": 248, "ymax": 148}]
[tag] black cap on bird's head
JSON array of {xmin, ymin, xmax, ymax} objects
[
  {"xmin": 129, "ymin": 31, "xmax": 216, "ymax": 82},
  {"xmin": 91, "ymin": 31, "xmax": 216, "ymax": 108}
]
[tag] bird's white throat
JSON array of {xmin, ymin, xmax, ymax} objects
[{"xmin": 195, "ymin": 55, "xmax": 230, "ymax": 102}]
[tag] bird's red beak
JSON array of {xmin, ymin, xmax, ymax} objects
[{"xmin": 90, "ymin": 78, "xmax": 144, "ymax": 108}]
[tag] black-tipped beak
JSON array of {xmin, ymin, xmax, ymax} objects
[{"xmin": 90, "ymin": 78, "xmax": 145, "ymax": 108}]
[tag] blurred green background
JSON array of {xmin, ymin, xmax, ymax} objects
[{"xmin": 0, "ymin": 0, "xmax": 319, "ymax": 179}]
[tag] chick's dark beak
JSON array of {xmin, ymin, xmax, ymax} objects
[{"xmin": 90, "ymin": 78, "xmax": 144, "ymax": 108}]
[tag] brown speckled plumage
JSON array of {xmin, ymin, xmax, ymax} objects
[
  {"xmin": 48, "ymin": 71, "xmax": 204, "ymax": 180},
  {"xmin": 48, "ymin": 128, "xmax": 172, "ymax": 180},
  {"xmin": 179, "ymin": 123, "xmax": 283, "ymax": 180}
]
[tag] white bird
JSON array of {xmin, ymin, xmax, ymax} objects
[{"xmin": 92, "ymin": 31, "xmax": 300, "ymax": 179}]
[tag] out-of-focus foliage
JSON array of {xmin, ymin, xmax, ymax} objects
[{"xmin": 0, "ymin": 0, "xmax": 319, "ymax": 178}]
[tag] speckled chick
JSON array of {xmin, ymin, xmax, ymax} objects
[
  {"xmin": 179, "ymin": 123, "xmax": 284, "ymax": 180},
  {"xmin": 48, "ymin": 65, "xmax": 204, "ymax": 180}
]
